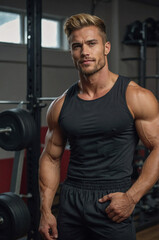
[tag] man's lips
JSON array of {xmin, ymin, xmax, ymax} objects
[{"xmin": 79, "ymin": 59, "xmax": 95, "ymax": 64}]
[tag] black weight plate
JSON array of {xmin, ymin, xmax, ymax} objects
[
  {"xmin": 0, "ymin": 108, "xmax": 36, "ymax": 151},
  {"xmin": 0, "ymin": 192, "xmax": 31, "ymax": 239},
  {"xmin": 16, "ymin": 109, "xmax": 36, "ymax": 148},
  {"xmin": 0, "ymin": 109, "xmax": 25, "ymax": 151},
  {"xmin": 0, "ymin": 194, "xmax": 17, "ymax": 239},
  {"xmin": 9, "ymin": 108, "xmax": 36, "ymax": 149},
  {"xmin": 0, "ymin": 208, "xmax": 11, "ymax": 230},
  {"xmin": 0, "ymin": 207, "xmax": 13, "ymax": 240}
]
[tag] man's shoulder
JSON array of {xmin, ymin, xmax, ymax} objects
[
  {"xmin": 46, "ymin": 93, "xmax": 66, "ymax": 128},
  {"xmin": 48, "ymin": 93, "xmax": 66, "ymax": 115},
  {"xmin": 127, "ymin": 81, "xmax": 155, "ymax": 100},
  {"xmin": 126, "ymin": 81, "xmax": 159, "ymax": 119}
]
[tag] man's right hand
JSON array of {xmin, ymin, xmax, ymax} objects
[{"xmin": 39, "ymin": 212, "xmax": 58, "ymax": 240}]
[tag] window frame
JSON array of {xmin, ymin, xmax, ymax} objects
[
  {"xmin": 0, "ymin": 7, "xmax": 68, "ymax": 50},
  {"xmin": 0, "ymin": 9, "xmax": 25, "ymax": 44}
]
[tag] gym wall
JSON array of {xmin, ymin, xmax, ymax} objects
[{"xmin": 0, "ymin": 0, "xmax": 159, "ymax": 193}]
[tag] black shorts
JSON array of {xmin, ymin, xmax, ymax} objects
[{"xmin": 57, "ymin": 178, "xmax": 136, "ymax": 240}]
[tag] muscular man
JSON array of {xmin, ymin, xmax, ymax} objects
[{"xmin": 38, "ymin": 13, "xmax": 159, "ymax": 240}]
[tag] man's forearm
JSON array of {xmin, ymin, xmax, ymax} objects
[
  {"xmin": 39, "ymin": 153, "xmax": 61, "ymax": 214},
  {"xmin": 127, "ymin": 148, "xmax": 159, "ymax": 204}
]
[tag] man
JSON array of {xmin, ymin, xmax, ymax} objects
[{"xmin": 38, "ymin": 13, "xmax": 159, "ymax": 240}]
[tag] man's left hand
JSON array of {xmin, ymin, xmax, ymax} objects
[{"xmin": 98, "ymin": 192, "xmax": 136, "ymax": 223}]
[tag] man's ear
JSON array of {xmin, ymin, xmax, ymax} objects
[{"xmin": 104, "ymin": 41, "xmax": 111, "ymax": 55}]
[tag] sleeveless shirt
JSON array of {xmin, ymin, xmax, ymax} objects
[{"xmin": 59, "ymin": 75, "xmax": 139, "ymax": 181}]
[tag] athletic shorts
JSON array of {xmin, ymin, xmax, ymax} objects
[{"xmin": 57, "ymin": 178, "xmax": 136, "ymax": 240}]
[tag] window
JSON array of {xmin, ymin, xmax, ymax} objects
[
  {"xmin": 42, "ymin": 18, "xmax": 60, "ymax": 48},
  {"xmin": 0, "ymin": 11, "xmax": 21, "ymax": 43},
  {"xmin": 0, "ymin": 10, "xmax": 67, "ymax": 50}
]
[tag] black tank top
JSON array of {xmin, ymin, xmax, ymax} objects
[{"xmin": 59, "ymin": 75, "xmax": 139, "ymax": 181}]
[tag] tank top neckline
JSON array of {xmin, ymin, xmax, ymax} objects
[{"xmin": 76, "ymin": 75, "xmax": 120, "ymax": 102}]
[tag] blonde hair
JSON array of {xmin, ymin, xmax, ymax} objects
[{"xmin": 64, "ymin": 13, "xmax": 107, "ymax": 43}]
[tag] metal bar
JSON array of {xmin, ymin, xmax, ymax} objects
[
  {"xmin": 0, "ymin": 127, "xmax": 12, "ymax": 133},
  {"xmin": 0, "ymin": 216, "xmax": 4, "ymax": 225},
  {"xmin": 139, "ymin": 22, "xmax": 147, "ymax": 88},
  {"xmin": 0, "ymin": 100, "xmax": 29, "ymax": 104},
  {"xmin": 37, "ymin": 97, "xmax": 57, "ymax": 101},
  {"xmin": 10, "ymin": 150, "xmax": 25, "ymax": 194},
  {"xmin": 26, "ymin": 0, "xmax": 42, "ymax": 239},
  {"xmin": 0, "ymin": 98, "xmax": 57, "ymax": 104}
]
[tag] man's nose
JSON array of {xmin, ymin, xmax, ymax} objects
[{"xmin": 81, "ymin": 44, "xmax": 89, "ymax": 56}]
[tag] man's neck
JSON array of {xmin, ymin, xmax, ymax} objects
[{"xmin": 78, "ymin": 70, "xmax": 118, "ymax": 100}]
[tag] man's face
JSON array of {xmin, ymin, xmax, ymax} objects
[{"xmin": 69, "ymin": 26, "xmax": 109, "ymax": 77}]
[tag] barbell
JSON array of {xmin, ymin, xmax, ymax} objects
[
  {"xmin": 0, "ymin": 192, "xmax": 31, "ymax": 240},
  {"xmin": 0, "ymin": 108, "xmax": 37, "ymax": 151}
]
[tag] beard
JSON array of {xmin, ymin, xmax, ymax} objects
[{"xmin": 75, "ymin": 55, "xmax": 106, "ymax": 77}]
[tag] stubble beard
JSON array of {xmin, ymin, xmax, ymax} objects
[{"xmin": 76, "ymin": 57, "xmax": 106, "ymax": 77}]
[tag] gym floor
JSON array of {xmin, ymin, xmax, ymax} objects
[{"xmin": 136, "ymin": 224, "xmax": 159, "ymax": 240}]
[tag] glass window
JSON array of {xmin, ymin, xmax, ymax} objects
[
  {"xmin": 42, "ymin": 18, "xmax": 60, "ymax": 48},
  {"xmin": 0, "ymin": 11, "xmax": 66, "ymax": 50},
  {"xmin": 0, "ymin": 11, "xmax": 21, "ymax": 44}
]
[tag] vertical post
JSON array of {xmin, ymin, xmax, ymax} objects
[
  {"xmin": 139, "ymin": 22, "xmax": 147, "ymax": 88},
  {"xmin": 109, "ymin": 0, "xmax": 120, "ymax": 73},
  {"xmin": 26, "ymin": 0, "xmax": 42, "ymax": 239}
]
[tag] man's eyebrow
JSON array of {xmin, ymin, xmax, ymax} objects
[
  {"xmin": 71, "ymin": 42, "xmax": 82, "ymax": 49},
  {"xmin": 71, "ymin": 39, "xmax": 98, "ymax": 45},
  {"xmin": 71, "ymin": 42, "xmax": 82, "ymax": 46},
  {"xmin": 86, "ymin": 39, "xmax": 98, "ymax": 43}
]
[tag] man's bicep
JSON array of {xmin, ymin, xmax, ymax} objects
[
  {"xmin": 127, "ymin": 85, "xmax": 159, "ymax": 150},
  {"xmin": 135, "ymin": 93, "xmax": 159, "ymax": 151},
  {"xmin": 44, "ymin": 94, "xmax": 66, "ymax": 160},
  {"xmin": 44, "ymin": 126, "xmax": 66, "ymax": 161}
]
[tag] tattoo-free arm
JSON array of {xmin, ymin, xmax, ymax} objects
[
  {"xmin": 126, "ymin": 87, "xmax": 159, "ymax": 203},
  {"xmin": 39, "ymin": 97, "xmax": 66, "ymax": 239}
]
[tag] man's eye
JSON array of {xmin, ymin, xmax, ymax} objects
[
  {"xmin": 72, "ymin": 45, "xmax": 81, "ymax": 50},
  {"xmin": 89, "ymin": 42, "xmax": 96, "ymax": 46}
]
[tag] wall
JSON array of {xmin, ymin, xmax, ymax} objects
[
  {"xmin": 0, "ymin": 0, "xmax": 159, "ymax": 192},
  {"xmin": 119, "ymin": 0, "xmax": 159, "ymax": 95}
]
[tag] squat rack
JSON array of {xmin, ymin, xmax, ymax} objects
[
  {"xmin": 26, "ymin": 0, "xmax": 42, "ymax": 239},
  {"xmin": 0, "ymin": 1, "xmax": 44, "ymax": 238}
]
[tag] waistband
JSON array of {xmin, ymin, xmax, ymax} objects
[{"xmin": 64, "ymin": 177, "xmax": 132, "ymax": 190}]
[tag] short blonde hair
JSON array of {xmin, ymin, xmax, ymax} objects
[{"xmin": 64, "ymin": 13, "xmax": 107, "ymax": 43}]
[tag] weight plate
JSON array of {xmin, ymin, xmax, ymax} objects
[
  {"xmin": 0, "ymin": 108, "xmax": 36, "ymax": 151},
  {"xmin": 0, "ymin": 192, "xmax": 31, "ymax": 239}
]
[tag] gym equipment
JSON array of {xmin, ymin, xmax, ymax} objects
[
  {"xmin": 0, "ymin": 108, "xmax": 37, "ymax": 151},
  {"xmin": 122, "ymin": 17, "xmax": 159, "ymax": 91},
  {"xmin": 0, "ymin": 192, "xmax": 31, "ymax": 240},
  {"xmin": 144, "ymin": 17, "xmax": 156, "ymax": 42},
  {"xmin": 123, "ymin": 20, "xmax": 142, "ymax": 42},
  {"xmin": 155, "ymin": 20, "xmax": 159, "ymax": 41},
  {"xmin": 123, "ymin": 17, "xmax": 158, "ymax": 43}
]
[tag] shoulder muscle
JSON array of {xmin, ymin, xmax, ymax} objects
[
  {"xmin": 126, "ymin": 81, "xmax": 159, "ymax": 120},
  {"xmin": 47, "ymin": 93, "xmax": 66, "ymax": 130}
]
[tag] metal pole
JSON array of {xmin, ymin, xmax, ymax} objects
[
  {"xmin": 10, "ymin": 150, "xmax": 25, "ymax": 194},
  {"xmin": 26, "ymin": 0, "xmax": 42, "ymax": 239},
  {"xmin": 139, "ymin": 22, "xmax": 147, "ymax": 88}
]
